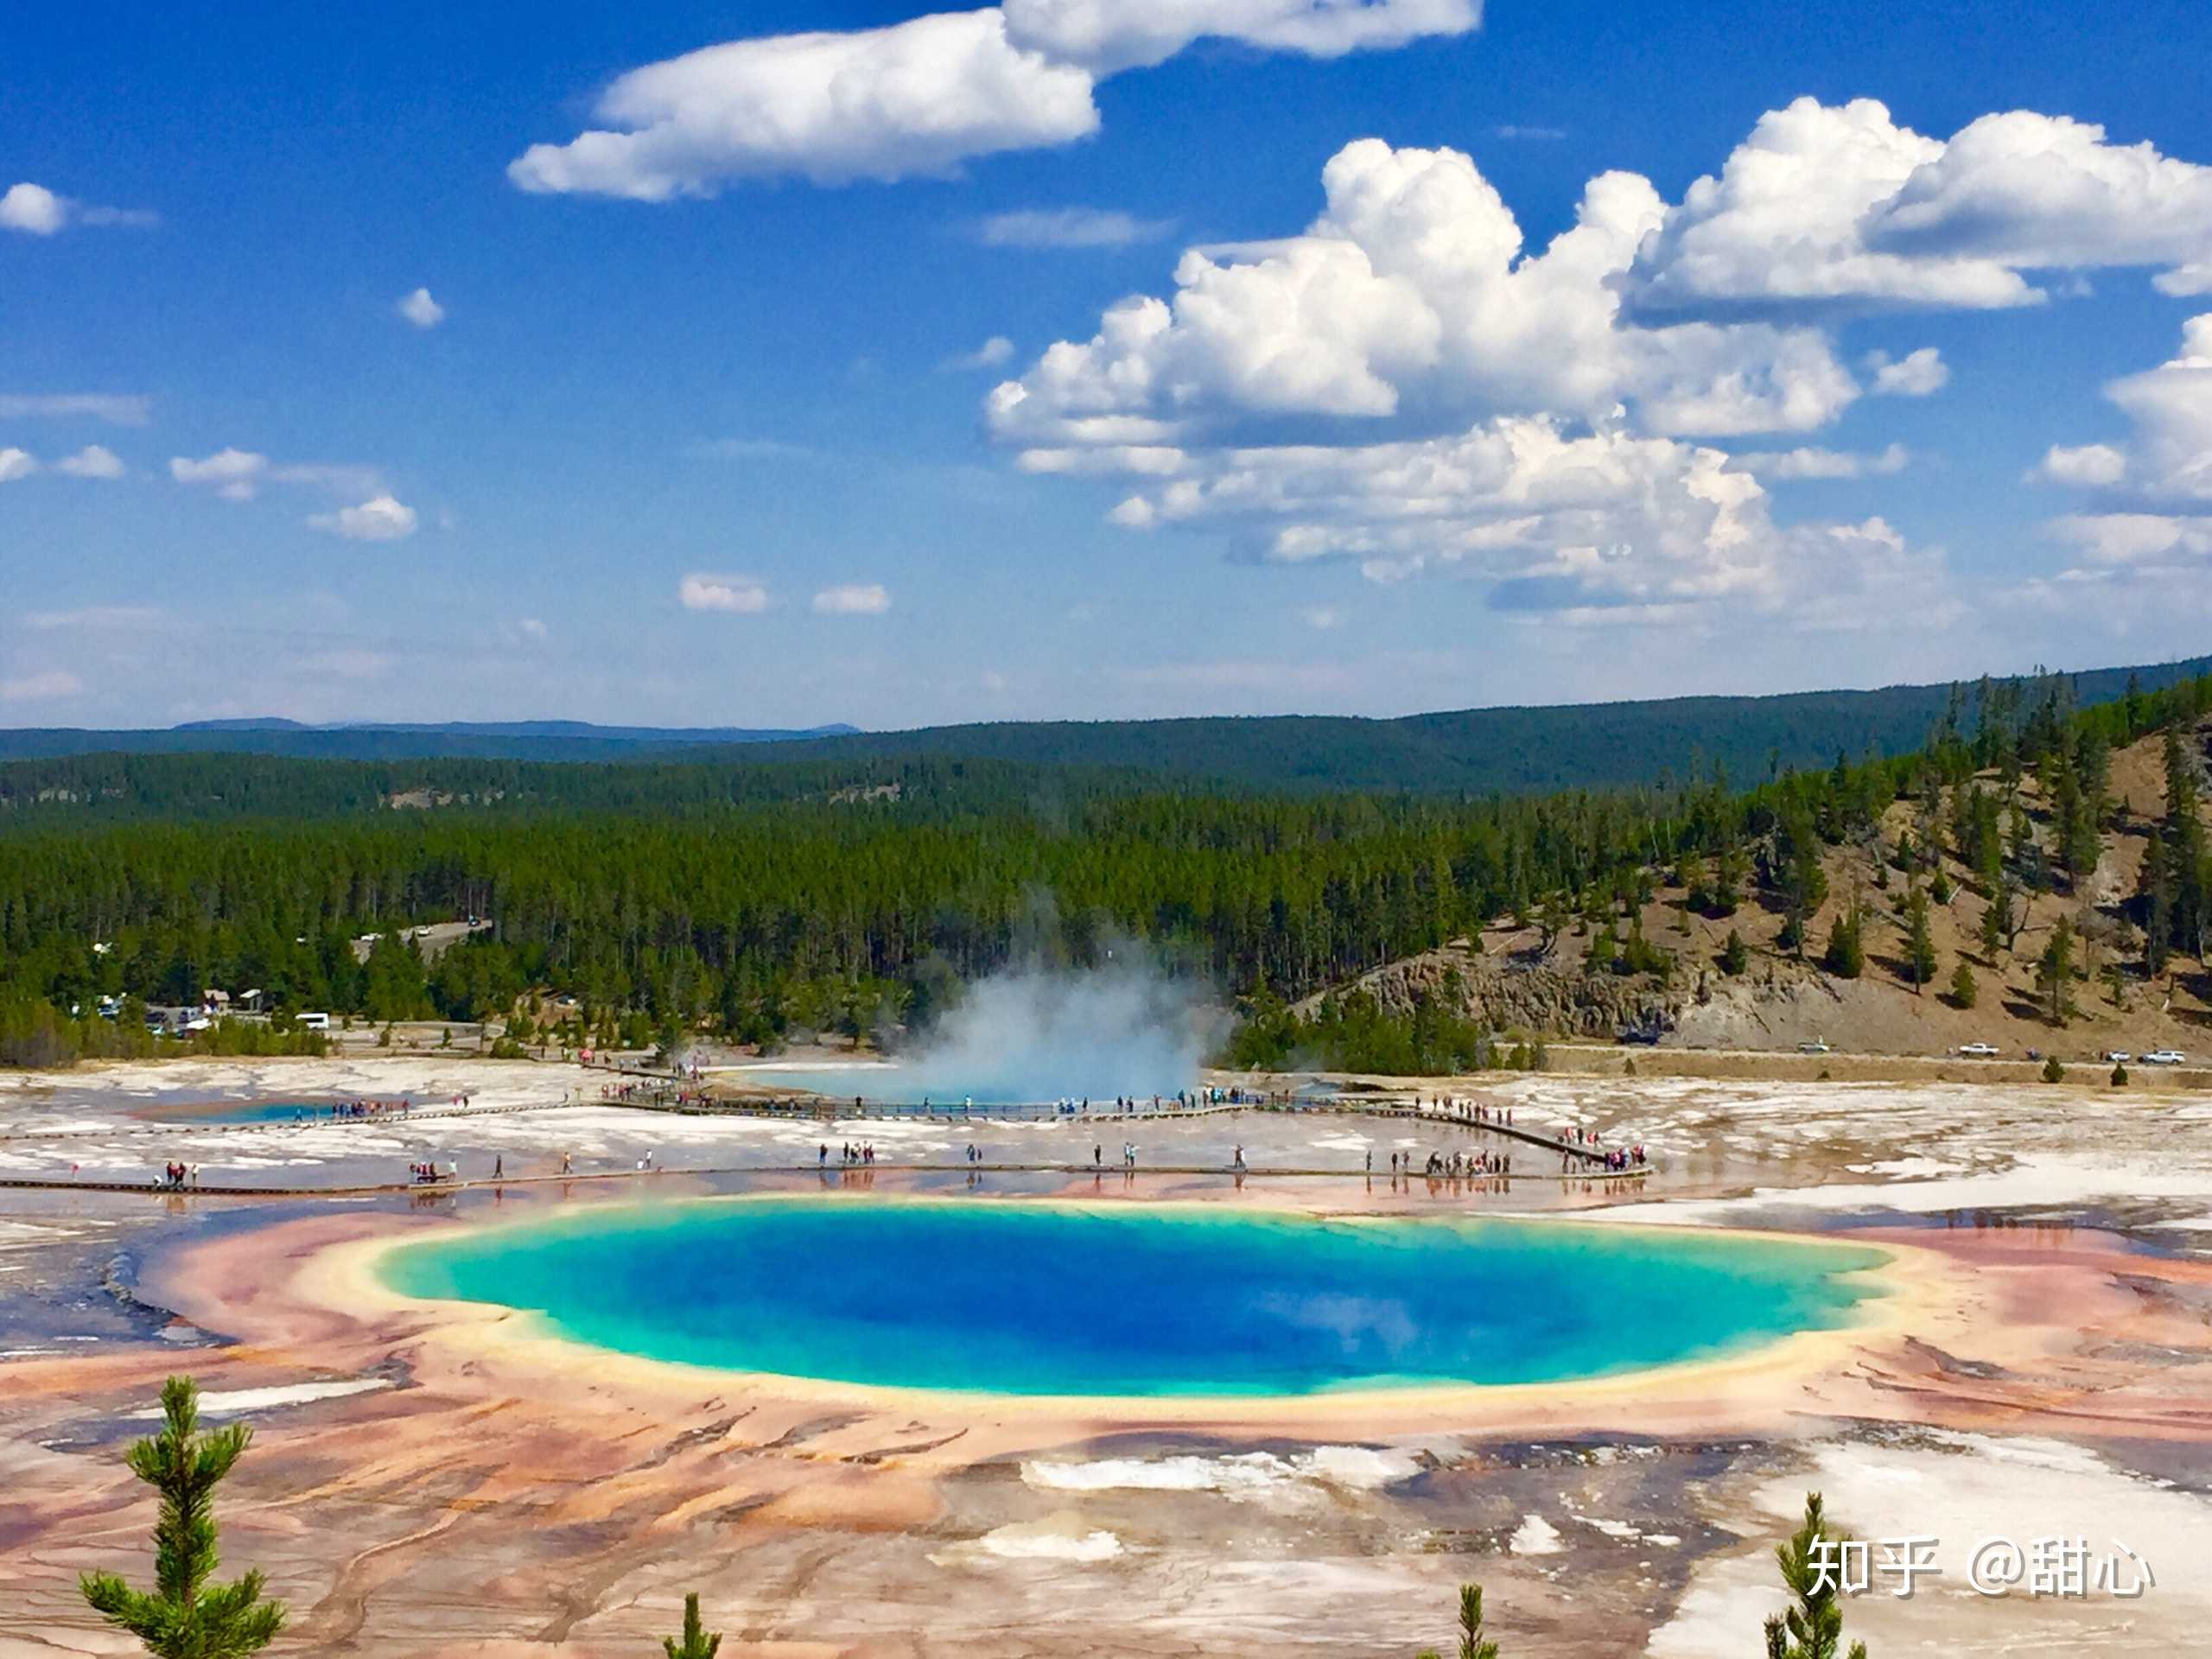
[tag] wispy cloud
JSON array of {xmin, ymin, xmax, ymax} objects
[
  {"xmin": 679, "ymin": 573, "xmax": 771, "ymax": 613},
  {"xmin": 944, "ymin": 335, "xmax": 1015, "ymax": 371},
  {"xmin": 0, "ymin": 392, "xmax": 151, "ymax": 425},
  {"xmin": 0, "ymin": 669, "xmax": 85, "ymax": 703},
  {"xmin": 307, "ymin": 495, "xmax": 419, "ymax": 541},
  {"xmin": 1491, "ymin": 124, "xmax": 1567, "ymax": 141},
  {"xmin": 688, "ymin": 436, "xmax": 814, "ymax": 461},
  {"xmin": 812, "ymin": 582, "xmax": 891, "ymax": 615},
  {"xmin": 170, "ymin": 448, "xmax": 270, "ymax": 500},
  {"xmin": 21, "ymin": 606, "xmax": 166, "ymax": 632},
  {"xmin": 977, "ymin": 207, "xmax": 1174, "ymax": 249},
  {"xmin": 170, "ymin": 448, "xmax": 392, "ymax": 510},
  {"xmin": 1729, "ymin": 442, "xmax": 1910, "ymax": 480}
]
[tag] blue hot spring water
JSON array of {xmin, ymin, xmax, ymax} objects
[
  {"xmin": 380, "ymin": 1199, "xmax": 1887, "ymax": 1397},
  {"xmin": 153, "ymin": 1100, "xmax": 338, "ymax": 1125}
]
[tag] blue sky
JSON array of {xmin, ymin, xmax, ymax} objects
[{"xmin": 3, "ymin": 0, "xmax": 2210, "ymax": 728}]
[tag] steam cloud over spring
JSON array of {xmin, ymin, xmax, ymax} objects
[{"xmin": 899, "ymin": 959, "xmax": 1222, "ymax": 1103}]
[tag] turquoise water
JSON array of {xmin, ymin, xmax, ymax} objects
[
  {"xmin": 152, "ymin": 1100, "xmax": 337, "ymax": 1124},
  {"xmin": 381, "ymin": 1199, "xmax": 1887, "ymax": 1397}
]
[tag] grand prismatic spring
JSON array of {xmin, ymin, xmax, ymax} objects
[{"xmin": 378, "ymin": 1198, "xmax": 1890, "ymax": 1396}]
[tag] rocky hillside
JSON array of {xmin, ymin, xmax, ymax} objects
[{"xmin": 1300, "ymin": 721, "xmax": 2212, "ymax": 1062}]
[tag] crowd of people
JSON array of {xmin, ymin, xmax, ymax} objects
[
  {"xmin": 331, "ymin": 1096, "xmax": 413, "ymax": 1119},
  {"xmin": 1389, "ymin": 1148, "xmax": 1513, "ymax": 1179},
  {"xmin": 595, "ymin": 1080, "xmax": 711, "ymax": 1108},
  {"xmin": 1555, "ymin": 1123, "xmax": 1648, "ymax": 1173}
]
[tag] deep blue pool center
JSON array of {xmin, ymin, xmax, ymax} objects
[{"xmin": 380, "ymin": 1198, "xmax": 1886, "ymax": 1397}]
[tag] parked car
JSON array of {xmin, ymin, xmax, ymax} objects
[
  {"xmin": 1958, "ymin": 1042, "xmax": 2001, "ymax": 1058},
  {"xmin": 1798, "ymin": 1040, "xmax": 1832, "ymax": 1054},
  {"xmin": 2143, "ymin": 1050, "xmax": 2188, "ymax": 1065},
  {"xmin": 2101, "ymin": 1050, "xmax": 2133, "ymax": 1064}
]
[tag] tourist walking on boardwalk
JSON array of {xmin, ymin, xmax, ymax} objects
[{"xmin": 493, "ymin": 1154, "xmax": 503, "ymax": 1179}]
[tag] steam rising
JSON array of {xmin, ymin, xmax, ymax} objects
[{"xmin": 899, "ymin": 958, "xmax": 1221, "ymax": 1103}]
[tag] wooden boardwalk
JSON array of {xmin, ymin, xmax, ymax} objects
[
  {"xmin": 0, "ymin": 1084, "xmax": 1653, "ymax": 1192},
  {"xmin": 0, "ymin": 1160, "xmax": 1645, "ymax": 1200}
]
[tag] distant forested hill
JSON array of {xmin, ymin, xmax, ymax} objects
[
  {"xmin": 3, "ymin": 657, "xmax": 2205, "ymax": 798},
  {"xmin": 670, "ymin": 657, "xmax": 2212, "ymax": 792},
  {"xmin": 0, "ymin": 719, "xmax": 857, "ymax": 764}
]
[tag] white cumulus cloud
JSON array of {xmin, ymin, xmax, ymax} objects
[
  {"xmin": 0, "ymin": 182, "xmax": 67, "ymax": 235},
  {"xmin": 509, "ymin": 1, "xmax": 1478, "ymax": 197},
  {"xmin": 0, "ymin": 448, "xmax": 36, "ymax": 483},
  {"xmin": 2027, "ymin": 315, "xmax": 2212, "ymax": 617},
  {"xmin": 55, "ymin": 444, "xmax": 126, "ymax": 479},
  {"xmin": 510, "ymin": 11, "xmax": 1101, "ymax": 196},
  {"xmin": 397, "ymin": 287, "xmax": 446, "ymax": 328},
  {"xmin": 2047, "ymin": 512, "xmax": 2212, "ymax": 566},
  {"xmin": 812, "ymin": 582, "xmax": 892, "ymax": 614},
  {"xmin": 977, "ymin": 121, "xmax": 2005, "ymax": 631},
  {"xmin": 1629, "ymin": 99, "xmax": 2212, "ymax": 314},
  {"xmin": 1868, "ymin": 346, "xmax": 1948, "ymax": 396},
  {"xmin": 2031, "ymin": 442, "xmax": 2128, "ymax": 487},
  {"xmin": 1091, "ymin": 413, "xmax": 1948, "ymax": 625},
  {"xmin": 2033, "ymin": 314, "xmax": 2212, "ymax": 505},
  {"xmin": 0, "ymin": 181, "xmax": 155, "ymax": 235},
  {"xmin": 679, "ymin": 573, "xmax": 772, "ymax": 613},
  {"xmin": 308, "ymin": 495, "xmax": 418, "ymax": 541},
  {"xmin": 987, "ymin": 136, "xmax": 1862, "ymax": 449}
]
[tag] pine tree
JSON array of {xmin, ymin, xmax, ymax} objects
[
  {"xmin": 1417, "ymin": 1582, "xmax": 1500, "ymax": 1659},
  {"xmin": 1948, "ymin": 961, "xmax": 1977, "ymax": 1008},
  {"xmin": 80, "ymin": 1376, "xmax": 286, "ymax": 1659},
  {"xmin": 2038, "ymin": 918, "xmax": 2076, "ymax": 1026},
  {"xmin": 664, "ymin": 1592, "xmax": 723, "ymax": 1659},
  {"xmin": 1903, "ymin": 887, "xmax": 1936, "ymax": 994},
  {"xmin": 2140, "ymin": 830, "xmax": 2174, "ymax": 977},
  {"xmin": 1763, "ymin": 1492, "xmax": 1868, "ymax": 1659},
  {"xmin": 1719, "ymin": 929, "xmax": 1750, "ymax": 976},
  {"xmin": 1823, "ymin": 904, "xmax": 1864, "ymax": 980},
  {"xmin": 1981, "ymin": 889, "xmax": 2017, "ymax": 969}
]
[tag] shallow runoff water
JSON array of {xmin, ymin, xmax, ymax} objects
[{"xmin": 380, "ymin": 1198, "xmax": 1887, "ymax": 1397}]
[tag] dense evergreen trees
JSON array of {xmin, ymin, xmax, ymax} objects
[{"xmin": 2, "ymin": 669, "xmax": 2206, "ymax": 1061}]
